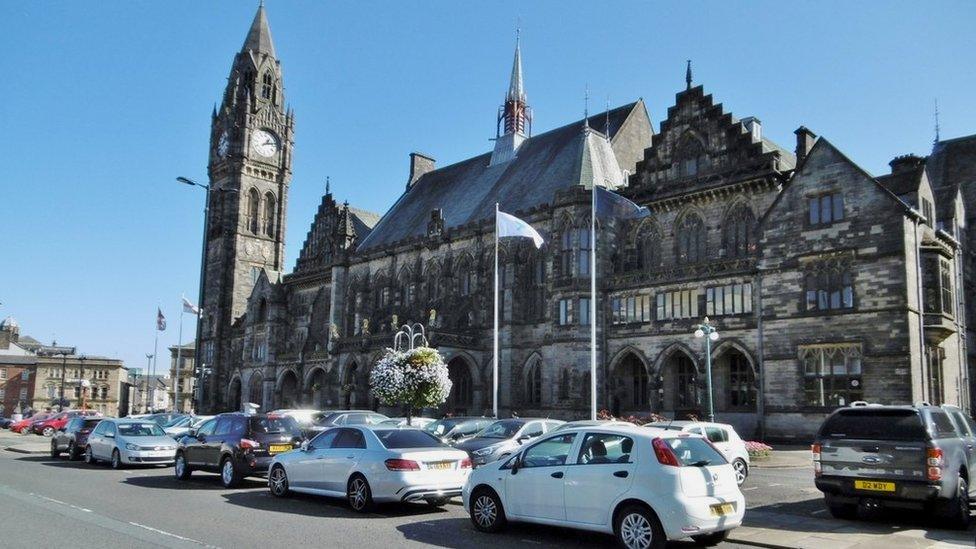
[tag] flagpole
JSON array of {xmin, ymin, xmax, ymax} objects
[
  {"xmin": 590, "ymin": 184, "xmax": 598, "ymax": 420},
  {"xmin": 175, "ymin": 296, "xmax": 184, "ymax": 414},
  {"xmin": 493, "ymin": 203, "xmax": 500, "ymax": 419},
  {"xmin": 151, "ymin": 323, "xmax": 159, "ymax": 413}
]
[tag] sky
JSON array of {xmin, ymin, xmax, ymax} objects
[{"xmin": 2, "ymin": 1, "xmax": 974, "ymax": 374}]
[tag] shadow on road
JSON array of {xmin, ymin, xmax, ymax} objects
[
  {"xmin": 17, "ymin": 455, "xmax": 84, "ymax": 469},
  {"xmin": 221, "ymin": 489, "xmax": 455, "ymax": 520},
  {"xmin": 123, "ymin": 473, "xmax": 266, "ymax": 491}
]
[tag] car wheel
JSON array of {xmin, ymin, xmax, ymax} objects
[
  {"xmin": 732, "ymin": 459, "xmax": 748, "ymax": 486},
  {"xmin": 426, "ymin": 497, "xmax": 449, "ymax": 508},
  {"xmin": 220, "ymin": 456, "xmax": 241, "ymax": 488},
  {"xmin": 936, "ymin": 475, "xmax": 972, "ymax": 530},
  {"xmin": 269, "ymin": 465, "xmax": 290, "ymax": 498},
  {"xmin": 84, "ymin": 445, "xmax": 96, "ymax": 465},
  {"xmin": 50, "ymin": 440, "xmax": 60, "ymax": 459},
  {"xmin": 825, "ymin": 495, "xmax": 858, "ymax": 520},
  {"xmin": 469, "ymin": 488, "xmax": 507, "ymax": 533},
  {"xmin": 347, "ymin": 474, "xmax": 374, "ymax": 512},
  {"xmin": 42, "ymin": 427, "xmax": 55, "ymax": 437},
  {"xmin": 174, "ymin": 453, "xmax": 192, "ymax": 481},
  {"xmin": 614, "ymin": 504, "xmax": 665, "ymax": 549},
  {"xmin": 691, "ymin": 529, "xmax": 729, "ymax": 547},
  {"xmin": 111, "ymin": 449, "xmax": 122, "ymax": 469},
  {"xmin": 67, "ymin": 441, "xmax": 79, "ymax": 460}
]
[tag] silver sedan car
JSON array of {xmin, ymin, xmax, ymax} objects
[
  {"xmin": 268, "ymin": 426, "xmax": 471, "ymax": 511},
  {"xmin": 84, "ymin": 418, "xmax": 177, "ymax": 469}
]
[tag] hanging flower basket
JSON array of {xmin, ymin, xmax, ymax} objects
[{"xmin": 369, "ymin": 346, "xmax": 452, "ymax": 414}]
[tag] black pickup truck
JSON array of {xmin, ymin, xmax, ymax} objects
[{"xmin": 812, "ymin": 403, "xmax": 976, "ymax": 528}]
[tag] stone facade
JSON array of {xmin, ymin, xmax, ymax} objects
[
  {"xmin": 198, "ymin": 6, "xmax": 974, "ymax": 440},
  {"xmin": 168, "ymin": 343, "xmax": 196, "ymax": 413}
]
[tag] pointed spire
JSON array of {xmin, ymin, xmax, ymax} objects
[
  {"xmin": 686, "ymin": 59, "xmax": 693, "ymax": 90},
  {"xmin": 507, "ymin": 29, "xmax": 525, "ymax": 102},
  {"xmin": 583, "ymin": 84, "xmax": 590, "ymax": 130},
  {"xmin": 934, "ymin": 98, "xmax": 941, "ymax": 144},
  {"xmin": 325, "ymin": 176, "xmax": 331, "ymax": 196},
  {"xmin": 243, "ymin": 2, "xmax": 276, "ymax": 58}
]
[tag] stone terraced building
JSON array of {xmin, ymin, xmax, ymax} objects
[{"xmin": 196, "ymin": 6, "xmax": 974, "ymax": 439}]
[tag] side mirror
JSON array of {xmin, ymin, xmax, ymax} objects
[
  {"xmin": 300, "ymin": 440, "xmax": 310, "ymax": 452},
  {"xmin": 510, "ymin": 455, "xmax": 521, "ymax": 475}
]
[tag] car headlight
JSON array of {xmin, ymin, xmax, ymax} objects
[
  {"xmin": 125, "ymin": 443, "xmax": 139, "ymax": 451},
  {"xmin": 472, "ymin": 446, "xmax": 496, "ymax": 457}
]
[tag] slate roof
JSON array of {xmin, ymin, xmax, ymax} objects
[
  {"xmin": 357, "ymin": 101, "xmax": 649, "ymax": 251},
  {"xmin": 243, "ymin": 5, "xmax": 276, "ymax": 58},
  {"xmin": 348, "ymin": 206, "xmax": 381, "ymax": 238},
  {"xmin": 927, "ymin": 133, "xmax": 976, "ymax": 220},
  {"xmin": 876, "ymin": 168, "xmax": 924, "ymax": 197}
]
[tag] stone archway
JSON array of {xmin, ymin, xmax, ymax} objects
[
  {"xmin": 659, "ymin": 348, "xmax": 700, "ymax": 417},
  {"xmin": 712, "ymin": 345, "xmax": 758, "ymax": 413},
  {"xmin": 228, "ymin": 377, "xmax": 242, "ymax": 412},
  {"xmin": 446, "ymin": 357, "xmax": 474, "ymax": 415},
  {"xmin": 306, "ymin": 367, "xmax": 328, "ymax": 409},
  {"xmin": 247, "ymin": 374, "xmax": 263, "ymax": 408},
  {"xmin": 609, "ymin": 350, "xmax": 651, "ymax": 416},
  {"xmin": 278, "ymin": 370, "xmax": 300, "ymax": 409}
]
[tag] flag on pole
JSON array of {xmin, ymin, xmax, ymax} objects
[
  {"xmin": 182, "ymin": 296, "xmax": 200, "ymax": 316},
  {"xmin": 496, "ymin": 210, "xmax": 545, "ymax": 248},
  {"xmin": 156, "ymin": 308, "xmax": 167, "ymax": 331},
  {"xmin": 594, "ymin": 186, "xmax": 650, "ymax": 221}
]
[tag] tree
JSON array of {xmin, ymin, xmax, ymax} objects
[{"xmin": 370, "ymin": 346, "xmax": 452, "ymax": 425}]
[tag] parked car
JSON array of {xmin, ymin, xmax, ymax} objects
[
  {"xmin": 552, "ymin": 419, "xmax": 636, "ymax": 432},
  {"xmin": 453, "ymin": 418, "xmax": 564, "ymax": 467},
  {"xmin": 51, "ymin": 417, "xmax": 103, "ymax": 460},
  {"xmin": 0, "ymin": 416, "xmax": 13, "ymax": 429},
  {"xmin": 463, "ymin": 425, "xmax": 743, "ymax": 548},
  {"xmin": 144, "ymin": 413, "xmax": 185, "ymax": 427},
  {"xmin": 163, "ymin": 415, "xmax": 214, "ymax": 439},
  {"xmin": 84, "ymin": 418, "xmax": 177, "ymax": 469},
  {"xmin": 268, "ymin": 426, "xmax": 471, "ymax": 511},
  {"xmin": 174, "ymin": 413, "xmax": 304, "ymax": 488},
  {"xmin": 10, "ymin": 413, "xmax": 50, "ymax": 434},
  {"xmin": 376, "ymin": 417, "xmax": 436, "ymax": 429},
  {"xmin": 34, "ymin": 410, "xmax": 101, "ymax": 437},
  {"xmin": 812, "ymin": 403, "xmax": 976, "ymax": 528},
  {"xmin": 644, "ymin": 421, "xmax": 751, "ymax": 485},
  {"xmin": 424, "ymin": 417, "xmax": 495, "ymax": 444},
  {"xmin": 308, "ymin": 410, "xmax": 390, "ymax": 433}
]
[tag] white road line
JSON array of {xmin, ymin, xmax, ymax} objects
[
  {"xmin": 741, "ymin": 486, "xmax": 758, "ymax": 491},
  {"xmin": 420, "ymin": 521, "xmax": 437, "ymax": 526},
  {"xmin": 128, "ymin": 522, "xmax": 217, "ymax": 548},
  {"xmin": 811, "ymin": 509, "xmax": 827, "ymax": 515},
  {"xmin": 768, "ymin": 483, "xmax": 783, "ymax": 487}
]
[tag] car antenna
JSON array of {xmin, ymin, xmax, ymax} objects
[{"xmin": 666, "ymin": 414, "xmax": 676, "ymax": 431}]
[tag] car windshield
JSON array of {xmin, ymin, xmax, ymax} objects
[
  {"xmin": 819, "ymin": 409, "xmax": 928, "ymax": 441},
  {"xmin": 118, "ymin": 423, "xmax": 166, "ymax": 437},
  {"xmin": 164, "ymin": 416, "xmax": 191, "ymax": 428},
  {"xmin": 250, "ymin": 416, "xmax": 302, "ymax": 436},
  {"xmin": 375, "ymin": 429, "xmax": 447, "ymax": 449},
  {"xmin": 665, "ymin": 437, "xmax": 727, "ymax": 466},
  {"xmin": 424, "ymin": 419, "xmax": 462, "ymax": 435},
  {"xmin": 190, "ymin": 417, "xmax": 212, "ymax": 428},
  {"xmin": 477, "ymin": 420, "xmax": 524, "ymax": 439}
]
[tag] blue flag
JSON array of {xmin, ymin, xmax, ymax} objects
[{"xmin": 594, "ymin": 186, "xmax": 650, "ymax": 221}]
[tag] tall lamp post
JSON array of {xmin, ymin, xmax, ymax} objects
[
  {"xmin": 693, "ymin": 317, "xmax": 720, "ymax": 422},
  {"xmin": 144, "ymin": 353, "xmax": 153, "ymax": 412},
  {"xmin": 39, "ymin": 345, "xmax": 76, "ymax": 412},
  {"xmin": 78, "ymin": 355, "xmax": 87, "ymax": 411},
  {"xmin": 176, "ymin": 176, "xmax": 236, "ymax": 413}
]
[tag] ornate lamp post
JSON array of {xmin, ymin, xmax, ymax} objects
[
  {"xmin": 78, "ymin": 355, "xmax": 87, "ymax": 411},
  {"xmin": 693, "ymin": 317, "xmax": 720, "ymax": 422}
]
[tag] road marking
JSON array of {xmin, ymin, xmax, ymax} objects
[
  {"xmin": 420, "ymin": 521, "xmax": 436, "ymax": 526},
  {"xmin": 741, "ymin": 486, "xmax": 758, "ymax": 491},
  {"xmin": 129, "ymin": 522, "xmax": 217, "ymax": 547},
  {"xmin": 768, "ymin": 483, "xmax": 783, "ymax": 487},
  {"xmin": 811, "ymin": 509, "xmax": 827, "ymax": 515},
  {"xmin": 33, "ymin": 493, "xmax": 92, "ymax": 513}
]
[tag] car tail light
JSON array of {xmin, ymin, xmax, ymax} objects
[
  {"xmin": 460, "ymin": 457, "xmax": 472, "ymax": 469},
  {"xmin": 927, "ymin": 447, "xmax": 944, "ymax": 481},
  {"xmin": 811, "ymin": 444, "xmax": 822, "ymax": 476},
  {"xmin": 240, "ymin": 438, "xmax": 260, "ymax": 450},
  {"xmin": 652, "ymin": 437, "xmax": 680, "ymax": 467},
  {"xmin": 385, "ymin": 459, "xmax": 421, "ymax": 471}
]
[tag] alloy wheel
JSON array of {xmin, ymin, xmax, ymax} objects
[
  {"xmin": 269, "ymin": 467, "xmax": 288, "ymax": 496},
  {"xmin": 348, "ymin": 478, "xmax": 367, "ymax": 510},
  {"xmin": 473, "ymin": 495, "xmax": 497, "ymax": 528},
  {"xmin": 43, "ymin": 427, "xmax": 54, "ymax": 437},
  {"xmin": 67, "ymin": 442, "xmax": 76, "ymax": 459},
  {"xmin": 222, "ymin": 460, "xmax": 235, "ymax": 486},
  {"xmin": 620, "ymin": 512, "xmax": 653, "ymax": 549},
  {"xmin": 111, "ymin": 450, "xmax": 121, "ymax": 469},
  {"xmin": 175, "ymin": 456, "xmax": 185, "ymax": 478},
  {"xmin": 85, "ymin": 446, "xmax": 93, "ymax": 464},
  {"xmin": 733, "ymin": 460, "xmax": 747, "ymax": 485}
]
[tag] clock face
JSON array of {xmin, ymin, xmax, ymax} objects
[
  {"xmin": 252, "ymin": 129, "xmax": 278, "ymax": 157},
  {"xmin": 217, "ymin": 131, "xmax": 230, "ymax": 157}
]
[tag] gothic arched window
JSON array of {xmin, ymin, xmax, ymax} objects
[
  {"xmin": 261, "ymin": 71, "xmax": 273, "ymax": 100},
  {"xmin": 634, "ymin": 223, "xmax": 661, "ymax": 271},
  {"xmin": 457, "ymin": 258, "xmax": 474, "ymax": 296},
  {"xmin": 263, "ymin": 192, "xmax": 276, "ymax": 237},
  {"xmin": 247, "ymin": 188, "xmax": 260, "ymax": 233},
  {"xmin": 677, "ymin": 135, "xmax": 707, "ymax": 177},
  {"xmin": 723, "ymin": 205, "xmax": 755, "ymax": 258},
  {"xmin": 676, "ymin": 214, "xmax": 707, "ymax": 263},
  {"xmin": 558, "ymin": 228, "xmax": 572, "ymax": 277},
  {"xmin": 525, "ymin": 359, "xmax": 543, "ymax": 405},
  {"xmin": 425, "ymin": 264, "xmax": 441, "ymax": 302}
]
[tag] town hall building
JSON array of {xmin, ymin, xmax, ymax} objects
[{"xmin": 195, "ymin": 5, "xmax": 974, "ymax": 439}]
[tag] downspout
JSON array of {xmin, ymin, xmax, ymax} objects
[
  {"xmin": 912, "ymin": 214, "xmax": 928, "ymax": 402},
  {"xmin": 950, "ymin": 226, "xmax": 969, "ymax": 410}
]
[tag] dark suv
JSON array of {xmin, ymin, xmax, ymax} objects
[
  {"xmin": 813, "ymin": 403, "xmax": 976, "ymax": 528},
  {"xmin": 174, "ymin": 413, "xmax": 304, "ymax": 488},
  {"xmin": 50, "ymin": 417, "xmax": 102, "ymax": 460}
]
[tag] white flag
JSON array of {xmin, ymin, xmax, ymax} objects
[
  {"xmin": 182, "ymin": 297, "xmax": 200, "ymax": 316},
  {"xmin": 497, "ymin": 210, "xmax": 544, "ymax": 248}
]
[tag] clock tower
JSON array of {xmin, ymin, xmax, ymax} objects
[{"xmin": 201, "ymin": 3, "xmax": 293, "ymax": 410}]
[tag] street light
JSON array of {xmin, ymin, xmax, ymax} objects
[
  {"xmin": 78, "ymin": 355, "xmax": 87, "ymax": 411},
  {"xmin": 144, "ymin": 353, "xmax": 153, "ymax": 412},
  {"xmin": 176, "ymin": 176, "xmax": 237, "ymax": 413},
  {"xmin": 693, "ymin": 316, "xmax": 720, "ymax": 422}
]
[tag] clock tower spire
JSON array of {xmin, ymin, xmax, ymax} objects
[{"xmin": 200, "ymin": 3, "xmax": 293, "ymax": 411}]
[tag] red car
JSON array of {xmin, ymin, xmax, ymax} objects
[
  {"xmin": 33, "ymin": 410, "xmax": 101, "ymax": 437},
  {"xmin": 10, "ymin": 413, "xmax": 51, "ymax": 434}
]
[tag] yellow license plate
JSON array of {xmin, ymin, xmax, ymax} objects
[
  {"xmin": 427, "ymin": 461, "xmax": 453, "ymax": 470},
  {"xmin": 854, "ymin": 480, "xmax": 895, "ymax": 492},
  {"xmin": 269, "ymin": 444, "xmax": 292, "ymax": 454},
  {"xmin": 709, "ymin": 503, "xmax": 735, "ymax": 517}
]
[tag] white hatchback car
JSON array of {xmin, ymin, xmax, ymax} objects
[
  {"xmin": 84, "ymin": 418, "xmax": 177, "ymax": 469},
  {"xmin": 645, "ymin": 421, "xmax": 751, "ymax": 485},
  {"xmin": 462, "ymin": 425, "xmax": 743, "ymax": 549}
]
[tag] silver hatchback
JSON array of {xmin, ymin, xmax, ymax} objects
[{"xmin": 85, "ymin": 418, "xmax": 177, "ymax": 469}]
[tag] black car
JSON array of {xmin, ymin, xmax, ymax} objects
[
  {"xmin": 0, "ymin": 416, "xmax": 12, "ymax": 429},
  {"xmin": 50, "ymin": 417, "xmax": 102, "ymax": 460},
  {"xmin": 174, "ymin": 413, "xmax": 304, "ymax": 488}
]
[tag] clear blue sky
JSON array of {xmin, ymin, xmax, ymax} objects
[{"xmin": 2, "ymin": 1, "xmax": 974, "ymax": 374}]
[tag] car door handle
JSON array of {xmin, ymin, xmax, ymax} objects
[
  {"xmin": 551, "ymin": 472, "xmax": 564, "ymax": 479},
  {"xmin": 614, "ymin": 471, "xmax": 629, "ymax": 478}
]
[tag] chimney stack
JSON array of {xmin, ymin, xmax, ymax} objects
[
  {"xmin": 407, "ymin": 152, "xmax": 436, "ymax": 190},
  {"xmin": 888, "ymin": 154, "xmax": 926, "ymax": 175},
  {"xmin": 794, "ymin": 126, "xmax": 817, "ymax": 164},
  {"xmin": 741, "ymin": 117, "xmax": 762, "ymax": 143}
]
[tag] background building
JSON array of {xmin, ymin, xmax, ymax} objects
[
  {"xmin": 168, "ymin": 342, "xmax": 195, "ymax": 413},
  {"xmin": 0, "ymin": 317, "xmax": 37, "ymax": 416}
]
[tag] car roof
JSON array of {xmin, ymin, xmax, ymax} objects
[{"xmin": 555, "ymin": 424, "xmax": 684, "ymax": 438}]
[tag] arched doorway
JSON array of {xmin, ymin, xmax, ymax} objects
[
  {"xmin": 307, "ymin": 367, "xmax": 327, "ymax": 408},
  {"xmin": 661, "ymin": 351, "xmax": 699, "ymax": 417},
  {"xmin": 714, "ymin": 348, "xmax": 757, "ymax": 412},
  {"xmin": 446, "ymin": 357, "xmax": 473, "ymax": 415},
  {"xmin": 611, "ymin": 352, "xmax": 650, "ymax": 416},
  {"xmin": 229, "ymin": 378, "xmax": 242, "ymax": 412},
  {"xmin": 341, "ymin": 362, "xmax": 360, "ymax": 408},
  {"xmin": 247, "ymin": 375, "xmax": 263, "ymax": 409},
  {"xmin": 279, "ymin": 370, "xmax": 299, "ymax": 409}
]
